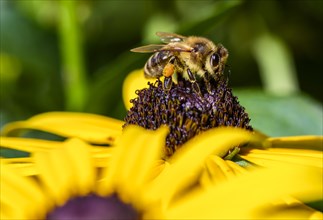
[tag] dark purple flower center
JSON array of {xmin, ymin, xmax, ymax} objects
[
  {"xmin": 47, "ymin": 194, "xmax": 139, "ymax": 220},
  {"xmin": 124, "ymin": 76, "xmax": 252, "ymax": 158}
]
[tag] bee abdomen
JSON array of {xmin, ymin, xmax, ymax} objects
[{"xmin": 144, "ymin": 51, "xmax": 173, "ymax": 78}]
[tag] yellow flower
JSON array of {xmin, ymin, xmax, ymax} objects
[
  {"xmin": 1, "ymin": 69, "xmax": 322, "ymax": 219},
  {"xmin": 1, "ymin": 124, "xmax": 322, "ymax": 219},
  {"xmin": 0, "ymin": 112, "xmax": 322, "ymax": 219},
  {"xmin": 121, "ymin": 68, "xmax": 323, "ymax": 218}
]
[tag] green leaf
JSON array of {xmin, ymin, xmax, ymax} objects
[
  {"xmin": 0, "ymin": 148, "xmax": 29, "ymax": 158},
  {"xmin": 234, "ymin": 89, "xmax": 322, "ymax": 136},
  {"xmin": 306, "ymin": 200, "xmax": 323, "ymax": 212}
]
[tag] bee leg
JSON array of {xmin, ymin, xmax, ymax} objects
[
  {"xmin": 203, "ymin": 71, "xmax": 212, "ymax": 93},
  {"xmin": 163, "ymin": 76, "xmax": 173, "ymax": 91},
  {"xmin": 187, "ymin": 68, "xmax": 202, "ymax": 96},
  {"xmin": 162, "ymin": 57, "xmax": 175, "ymax": 91}
]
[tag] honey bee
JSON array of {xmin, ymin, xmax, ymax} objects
[{"xmin": 131, "ymin": 32, "xmax": 229, "ymax": 94}]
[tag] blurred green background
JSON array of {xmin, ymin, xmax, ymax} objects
[{"xmin": 1, "ymin": 0, "xmax": 322, "ymax": 136}]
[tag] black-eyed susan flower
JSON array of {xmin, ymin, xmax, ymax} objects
[
  {"xmin": 122, "ymin": 69, "xmax": 322, "ymax": 164},
  {"xmin": 1, "ymin": 68, "xmax": 322, "ymax": 219},
  {"xmin": 1, "ymin": 124, "xmax": 250, "ymax": 218},
  {"xmin": 1, "ymin": 124, "xmax": 322, "ymax": 219},
  {"xmin": 122, "ymin": 68, "xmax": 323, "ymax": 215}
]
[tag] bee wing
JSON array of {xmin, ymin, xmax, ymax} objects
[
  {"xmin": 130, "ymin": 44, "xmax": 166, "ymax": 53},
  {"xmin": 156, "ymin": 32, "xmax": 187, "ymax": 43},
  {"xmin": 161, "ymin": 44, "xmax": 192, "ymax": 52},
  {"xmin": 131, "ymin": 44, "xmax": 192, "ymax": 53}
]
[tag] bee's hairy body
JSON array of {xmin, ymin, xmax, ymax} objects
[{"xmin": 132, "ymin": 32, "xmax": 229, "ymax": 94}]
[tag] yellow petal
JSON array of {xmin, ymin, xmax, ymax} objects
[
  {"xmin": 200, "ymin": 155, "xmax": 236, "ymax": 187},
  {"xmin": 91, "ymin": 147, "xmax": 113, "ymax": 168},
  {"xmin": 0, "ymin": 157, "xmax": 32, "ymax": 164},
  {"xmin": 225, "ymin": 160, "xmax": 248, "ymax": 175},
  {"xmin": 268, "ymin": 136, "xmax": 323, "ymax": 151},
  {"xmin": 0, "ymin": 137, "xmax": 63, "ymax": 152},
  {"xmin": 33, "ymin": 138, "xmax": 94, "ymax": 205},
  {"xmin": 1, "ymin": 181, "xmax": 32, "ymax": 219},
  {"xmin": 33, "ymin": 150, "xmax": 72, "ymax": 205},
  {"xmin": 122, "ymin": 69, "xmax": 156, "ymax": 110},
  {"xmin": 240, "ymin": 148, "xmax": 323, "ymax": 168},
  {"xmin": 266, "ymin": 147, "xmax": 323, "ymax": 158},
  {"xmin": 200, "ymin": 156, "xmax": 227, "ymax": 187},
  {"xmin": 309, "ymin": 212, "xmax": 323, "ymax": 220},
  {"xmin": 118, "ymin": 126, "xmax": 169, "ymax": 205},
  {"xmin": 1, "ymin": 137, "xmax": 113, "ymax": 163},
  {"xmin": 163, "ymin": 164, "xmax": 322, "ymax": 219},
  {"xmin": 0, "ymin": 158, "xmax": 36, "ymax": 176},
  {"xmin": 96, "ymin": 130, "xmax": 136, "ymax": 196},
  {"xmin": 150, "ymin": 160, "xmax": 169, "ymax": 180},
  {"xmin": 62, "ymin": 138, "xmax": 96, "ymax": 196},
  {"xmin": 144, "ymin": 127, "xmax": 262, "ymax": 208},
  {"xmin": 209, "ymin": 155, "xmax": 236, "ymax": 179},
  {"xmin": 96, "ymin": 125, "xmax": 147, "ymax": 196},
  {"xmin": 0, "ymin": 162, "xmax": 48, "ymax": 219},
  {"xmin": 97, "ymin": 125, "xmax": 169, "ymax": 205},
  {"xmin": 255, "ymin": 201, "xmax": 323, "ymax": 220},
  {"xmin": 1, "ymin": 112, "xmax": 123, "ymax": 144},
  {"xmin": 200, "ymin": 157, "xmax": 249, "ymax": 188}
]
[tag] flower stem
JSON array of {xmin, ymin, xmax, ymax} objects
[{"xmin": 58, "ymin": 0, "xmax": 88, "ymax": 111}]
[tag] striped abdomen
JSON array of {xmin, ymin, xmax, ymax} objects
[{"xmin": 144, "ymin": 51, "xmax": 174, "ymax": 78}]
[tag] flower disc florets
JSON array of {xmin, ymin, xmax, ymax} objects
[
  {"xmin": 124, "ymin": 76, "xmax": 252, "ymax": 157},
  {"xmin": 47, "ymin": 194, "xmax": 139, "ymax": 220}
]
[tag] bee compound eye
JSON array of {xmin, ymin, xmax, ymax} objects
[{"xmin": 210, "ymin": 53, "xmax": 220, "ymax": 69}]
